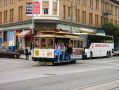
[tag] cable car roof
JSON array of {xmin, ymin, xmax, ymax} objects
[
  {"xmin": 34, "ymin": 31, "xmax": 81, "ymax": 39},
  {"xmin": 34, "ymin": 34, "xmax": 80, "ymax": 39}
]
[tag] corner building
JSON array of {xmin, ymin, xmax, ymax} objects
[
  {"xmin": 0, "ymin": 0, "xmax": 119, "ymax": 50},
  {"xmin": 0, "ymin": 0, "xmax": 32, "ymax": 50},
  {"xmin": 33, "ymin": 0, "xmax": 119, "ymax": 33}
]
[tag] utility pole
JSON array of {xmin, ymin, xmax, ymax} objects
[
  {"xmin": 32, "ymin": 0, "xmax": 34, "ymax": 49},
  {"xmin": 70, "ymin": 0, "xmax": 73, "ymax": 33},
  {"xmin": 70, "ymin": 0, "xmax": 77, "ymax": 33}
]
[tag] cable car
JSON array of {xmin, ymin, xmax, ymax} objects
[{"xmin": 32, "ymin": 30, "xmax": 84, "ymax": 65}]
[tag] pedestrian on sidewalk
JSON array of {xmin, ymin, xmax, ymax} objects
[{"xmin": 25, "ymin": 47, "xmax": 29, "ymax": 60}]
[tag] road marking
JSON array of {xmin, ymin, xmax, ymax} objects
[{"xmin": 0, "ymin": 60, "xmax": 33, "ymax": 64}]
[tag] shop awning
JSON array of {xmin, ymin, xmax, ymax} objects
[{"xmin": 18, "ymin": 30, "xmax": 31, "ymax": 37}]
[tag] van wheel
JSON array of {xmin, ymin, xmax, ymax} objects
[
  {"xmin": 106, "ymin": 51, "xmax": 109, "ymax": 58},
  {"xmin": 108, "ymin": 51, "xmax": 111, "ymax": 58}
]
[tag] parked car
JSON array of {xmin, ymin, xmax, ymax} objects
[{"xmin": 0, "ymin": 46, "xmax": 20, "ymax": 58}]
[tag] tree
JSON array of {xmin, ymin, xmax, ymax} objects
[{"xmin": 101, "ymin": 22, "xmax": 119, "ymax": 45}]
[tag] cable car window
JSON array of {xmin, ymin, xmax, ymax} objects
[
  {"xmin": 80, "ymin": 41, "xmax": 83, "ymax": 48},
  {"xmin": 34, "ymin": 38, "xmax": 40, "ymax": 48},
  {"xmin": 74, "ymin": 40, "xmax": 78, "ymax": 48},
  {"xmin": 71, "ymin": 40, "xmax": 74, "ymax": 48},
  {"xmin": 47, "ymin": 38, "xmax": 54, "ymax": 48},
  {"xmin": 41, "ymin": 38, "xmax": 46, "ymax": 48},
  {"xmin": 78, "ymin": 41, "xmax": 80, "ymax": 48}
]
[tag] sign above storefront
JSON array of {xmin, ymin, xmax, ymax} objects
[
  {"xmin": 33, "ymin": 2, "xmax": 40, "ymax": 14},
  {"xmin": 26, "ymin": 3, "xmax": 32, "ymax": 16},
  {"xmin": 26, "ymin": 2, "xmax": 40, "ymax": 16}
]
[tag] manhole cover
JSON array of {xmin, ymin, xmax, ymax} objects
[{"xmin": 44, "ymin": 74, "xmax": 56, "ymax": 76}]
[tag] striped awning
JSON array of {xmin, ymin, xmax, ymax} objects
[{"xmin": 18, "ymin": 30, "xmax": 31, "ymax": 37}]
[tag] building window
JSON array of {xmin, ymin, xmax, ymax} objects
[
  {"xmin": 110, "ymin": 5, "xmax": 113, "ymax": 16},
  {"xmin": 78, "ymin": 9, "xmax": 80, "ymax": 23},
  {"xmin": 95, "ymin": 14, "xmax": 98, "ymax": 26},
  {"xmin": 68, "ymin": 6, "xmax": 71, "ymax": 17},
  {"xmin": 4, "ymin": 10, "xmax": 7, "ymax": 23},
  {"xmin": 42, "ymin": 1, "xmax": 49, "ymax": 15},
  {"xmin": 101, "ymin": 16, "xmax": 104, "ymax": 25},
  {"xmin": 104, "ymin": 18, "xmax": 108, "ymax": 24},
  {"xmin": 83, "ymin": 0, "xmax": 87, "ymax": 7},
  {"xmin": 89, "ymin": 12, "xmax": 93, "ymax": 25},
  {"xmin": 114, "ymin": 20, "xmax": 117, "ymax": 24},
  {"xmin": 63, "ymin": 5, "xmax": 66, "ymax": 20},
  {"xmin": 77, "ymin": 0, "xmax": 80, "ymax": 4},
  {"xmin": 82, "ymin": 11, "xmax": 86, "ymax": 24},
  {"xmin": 52, "ymin": 2, "xmax": 57, "ymax": 15},
  {"xmin": 118, "ymin": 8, "xmax": 119, "ymax": 17},
  {"xmin": 115, "ymin": 7, "xmax": 117, "ymax": 16},
  {"xmin": 105, "ymin": 3, "xmax": 109, "ymax": 13},
  {"xmin": 10, "ymin": 0, "xmax": 14, "ymax": 4},
  {"xmin": 10, "ymin": 8, "xmax": 14, "ymax": 22},
  {"xmin": 43, "ymin": 8, "xmax": 49, "ymax": 14},
  {"xmin": 0, "ymin": 0, "xmax": 3, "ymax": 7},
  {"xmin": 96, "ymin": 0, "xmax": 99, "ymax": 10},
  {"xmin": 0, "ymin": 12, "xmax": 2, "ymax": 24},
  {"xmin": 75, "ymin": 9, "xmax": 78, "ymax": 22},
  {"xmin": 101, "ymin": 0, "xmax": 103, "ymax": 11},
  {"xmin": 110, "ymin": 19, "xmax": 113, "ymax": 23},
  {"xmin": 4, "ymin": 0, "xmax": 7, "ymax": 6},
  {"xmin": 18, "ymin": 6, "xmax": 23, "ymax": 21},
  {"xmin": 90, "ymin": 0, "xmax": 93, "ymax": 8}
]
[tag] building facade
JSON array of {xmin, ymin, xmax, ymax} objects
[
  {"xmin": 0, "ymin": 0, "xmax": 119, "ymax": 50},
  {"xmin": 32, "ymin": 0, "xmax": 119, "ymax": 33},
  {"xmin": 0, "ymin": 0, "xmax": 32, "ymax": 50}
]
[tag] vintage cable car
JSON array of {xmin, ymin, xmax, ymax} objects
[{"xmin": 32, "ymin": 31, "xmax": 84, "ymax": 65}]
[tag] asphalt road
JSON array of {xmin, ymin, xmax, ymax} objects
[{"xmin": 0, "ymin": 56, "xmax": 119, "ymax": 90}]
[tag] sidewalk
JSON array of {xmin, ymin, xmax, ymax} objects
[{"xmin": 20, "ymin": 55, "xmax": 32, "ymax": 60}]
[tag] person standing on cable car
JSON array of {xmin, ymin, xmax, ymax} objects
[
  {"xmin": 65, "ymin": 44, "xmax": 73, "ymax": 61},
  {"xmin": 55, "ymin": 45, "xmax": 62, "ymax": 62}
]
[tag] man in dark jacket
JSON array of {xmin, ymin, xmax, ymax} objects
[
  {"xmin": 65, "ymin": 45, "xmax": 73, "ymax": 61},
  {"xmin": 25, "ymin": 47, "xmax": 29, "ymax": 60}
]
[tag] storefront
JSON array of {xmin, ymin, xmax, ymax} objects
[{"xmin": 18, "ymin": 30, "xmax": 32, "ymax": 49}]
